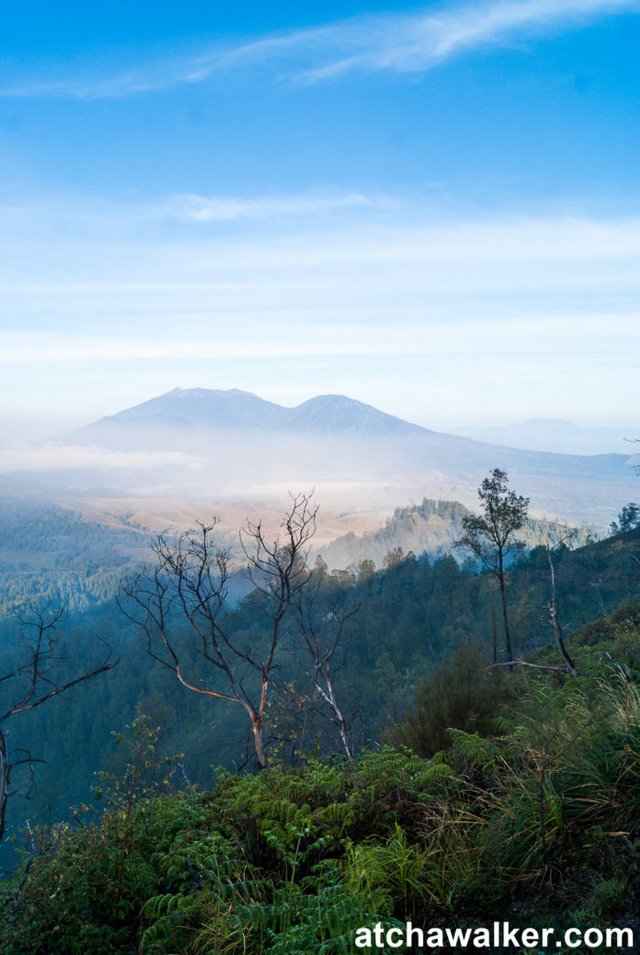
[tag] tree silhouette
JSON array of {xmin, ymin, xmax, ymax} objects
[
  {"xmin": 0, "ymin": 607, "xmax": 117, "ymax": 843},
  {"xmin": 456, "ymin": 469, "xmax": 529, "ymax": 665},
  {"xmin": 121, "ymin": 492, "xmax": 317, "ymax": 768}
]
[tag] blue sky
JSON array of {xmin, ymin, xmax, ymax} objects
[{"xmin": 1, "ymin": 0, "xmax": 639, "ymax": 439}]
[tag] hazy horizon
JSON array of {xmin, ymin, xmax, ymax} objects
[{"xmin": 2, "ymin": 385, "xmax": 640, "ymax": 448}]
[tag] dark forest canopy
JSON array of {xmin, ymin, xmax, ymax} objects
[
  {"xmin": 0, "ymin": 487, "xmax": 639, "ymax": 949},
  {"xmin": 0, "ymin": 521, "xmax": 637, "ymax": 848},
  {"xmin": 0, "ymin": 495, "xmax": 597, "ymax": 618},
  {"xmin": 2, "ymin": 564, "xmax": 640, "ymax": 952}
]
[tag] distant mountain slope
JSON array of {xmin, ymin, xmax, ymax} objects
[
  {"xmin": 0, "ymin": 499, "xmax": 148, "ymax": 615},
  {"xmin": 450, "ymin": 418, "xmax": 639, "ymax": 455},
  {"xmin": 318, "ymin": 498, "xmax": 596, "ymax": 569},
  {"xmin": 73, "ymin": 388, "xmax": 420, "ymax": 445},
  {"xmin": 9, "ymin": 388, "xmax": 639, "ymax": 525},
  {"xmin": 289, "ymin": 394, "xmax": 423, "ymax": 436},
  {"xmin": 109, "ymin": 388, "xmax": 286, "ymax": 429}
]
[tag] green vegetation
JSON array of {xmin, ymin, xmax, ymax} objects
[
  {"xmin": 0, "ymin": 501, "xmax": 149, "ymax": 615},
  {"xmin": 1, "ymin": 480, "xmax": 640, "ymax": 950},
  {"xmin": 3, "ymin": 602, "xmax": 640, "ymax": 952},
  {"xmin": 0, "ymin": 522, "xmax": 638, "ymax": 867},
  {"xmin": 320, "ymin": 497, "xmax": 595, "ymax": 570},
  {"xmin": 610, "ymin": 501, "xmax": 640, "ymax": 536}
]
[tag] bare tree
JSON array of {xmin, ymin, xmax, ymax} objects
[
  {"xmin": 544, "ymin": 544, "xmax": 578, "ymax": 677},
  {"xmin": 120, "ymin": 492, "xmax": 317, "ymax": 769},
  {"xmin": 296, "ymin": 585, "xmax": 361, "ymax": 759},
  {"xmin": 0, "ymin": 607, "xmax": 117, "ymax": 843},
  {"xmin": 488, "ymin": 540, "xmax": 579, "ymax": 677},
  {"xmin": 456, "ymin": 469, "xmax": 529, "ymax": 665}
]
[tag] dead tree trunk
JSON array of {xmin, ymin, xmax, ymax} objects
[
  {"xmin": 0, "ymin": 731, "xmax": 9, "ymax": 844},
  {"xmin": 296, "ymin": 592, "xmax": 360, "ymax": 759},
  {"xmin": 546, "ymin": 548, "xmax": 578, "ymax": 677}
]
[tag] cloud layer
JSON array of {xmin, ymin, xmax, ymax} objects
[
  {"xmin": 1, "ymin": 0, "xmax": 638, "ymax": 99},
  {"xmin": 1, "ymin": 196, "xmax": 638, "ymax": 431}
]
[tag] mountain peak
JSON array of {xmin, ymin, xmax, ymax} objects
[
  {"xmin": 292, "ymin": 394, "xmax": 424, "ymax": 436},
  {"xmin": 165, "ymin": 387, "xmax": 258, "ymax": 400},
  {"xmin": 72, "ymin": 388, "xmax": 427, "ymax": 446}
]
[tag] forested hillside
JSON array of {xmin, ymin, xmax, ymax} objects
[
  {"xmin": 0, "ymin": 522, "xmax": 637, "ymax": 844},
  {"xmin": 0, "ymin": 485, "xmax": 639, "ymax": 950},
  {"xmin": 3, "ymin": 580, "xmax": 640, "ymax": 952},
  {"xmin": 318, "ymin": 497, "xmax": 596, "ymax": 569},
  {"xmin": 0, "ymin": 495, "xmax": 596, "ymax": 618},
  {"xmin": 0, "ymin": 500, "xmax": 149, "ymax": 615}
]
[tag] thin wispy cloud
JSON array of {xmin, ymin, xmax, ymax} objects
[
  {"xmin": 169, "ymin": 192, "xmax": 375, "ymax": 223},
  {"xmin": 0, "ymin": 313, "xmax": 635, "ymax": 365},
  {"xmin": 296, "ymin": 0, "xmax": 640, "ymax": 82},
  {"xmin": 1, "ymin": 202, "xmax": 638, "ymax": 432},
  {"xmin": 0, "ymin": 190, "xmax": 380, "ymax": 242},
  {"xmin": 1, "ymin": 0, "xmax": 637, "ymax": 99}
]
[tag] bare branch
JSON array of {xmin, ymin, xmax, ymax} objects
[
  {"xmin": 4, "ymin": 657, "xmax": 118, "ymax": 721},
  {"xmin": 544, "ymin": 547, "xmax": 578, "ymax": 677},
  {"xmin": 120, "ymin": 494, "xmax": 317, "ymax": 768},
  {"xmin": 487, "ymin": 660, "xmax": 567, "ymax": 672},
  {"xmin": 0, "ymin": 604, "xmax": 118, "ymax": 843},
  {"xmin": 295, "ymin": 582, "xmax": 360, "ymax": 759}
]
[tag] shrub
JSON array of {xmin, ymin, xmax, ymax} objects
[{"xmin": 388, "ymin": 643, "xmax": 513, "ymax": 757}]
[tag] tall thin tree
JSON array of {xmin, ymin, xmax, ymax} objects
[
  {"xmin": 295, "ymin": 584, "xmax": 360, "ymax": 759},
  {"xmin": 456, "ymin": 469, "xmax": 529, "ymax": 665}
]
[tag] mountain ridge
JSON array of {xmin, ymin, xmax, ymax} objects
[
  {"xmin": 73, "ymin": 388, "xmax": 424, "ymax": 441},
  {"xmin": 450, "ymin": 417, "xmax": 639, "ymax": 456},
  {"xmin": 9, "ymin": 388, "xmax": 638, "ymax": 527}
]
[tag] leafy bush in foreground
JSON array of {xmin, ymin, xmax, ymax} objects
[{"xmin": 3, "ymin": 607, "xmax": 640, "ymax": 953}]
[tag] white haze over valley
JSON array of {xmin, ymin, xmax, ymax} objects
[{"xmin": 1, "ymin": 390, "xmax": 637, "ymax": 549}]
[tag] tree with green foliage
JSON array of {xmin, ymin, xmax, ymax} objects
[
  {"xmin": 610, "ymin": 502, "xmax": 640, "ymax": 536},
  {"xmin": 389, "ymin": 642, "xmax": 512, "ymax": 756},
  {"xmin": 456, "ymin": 469, "xmax": 529, "ymax": 665}
]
